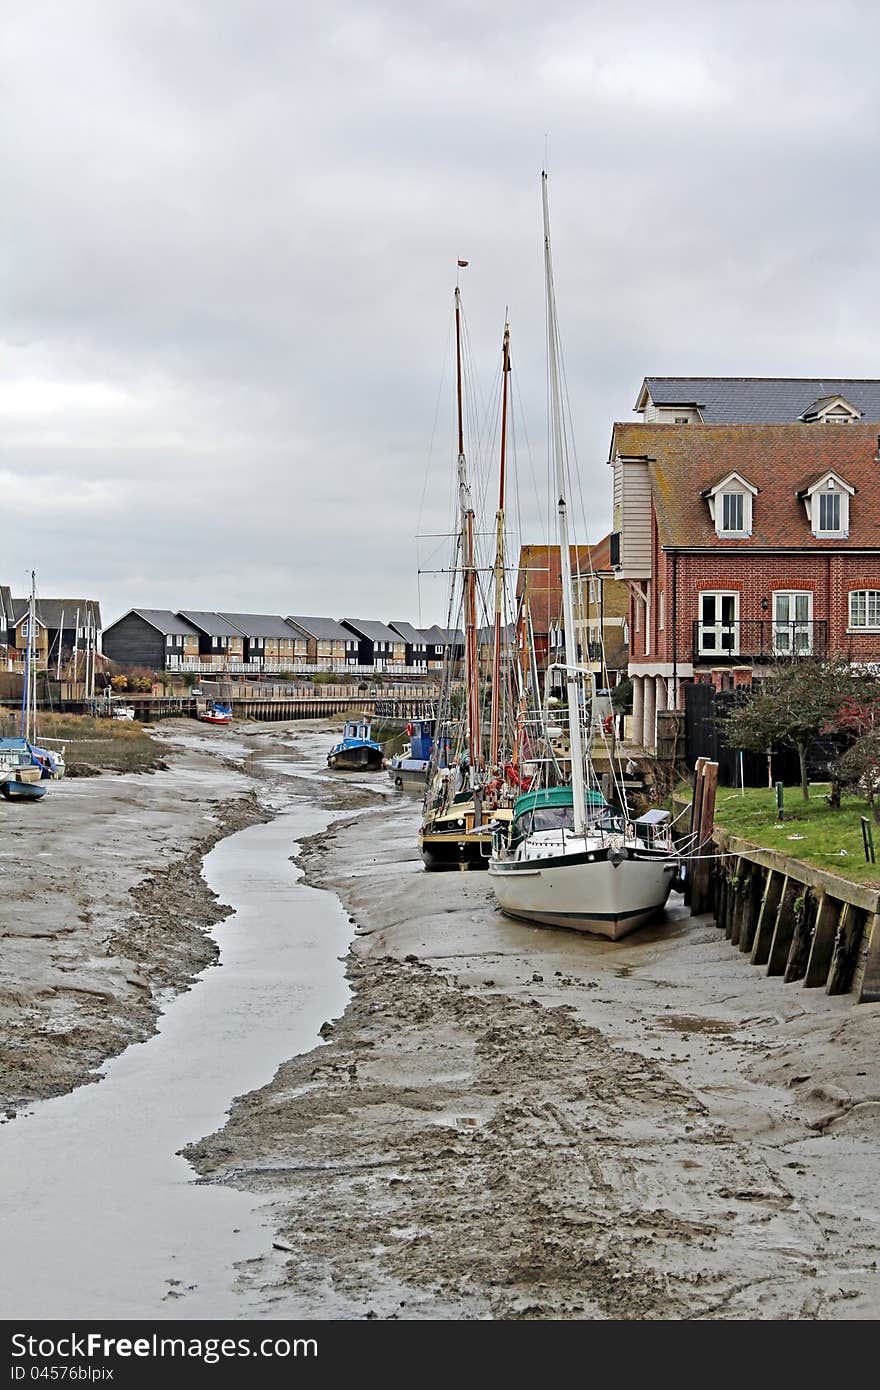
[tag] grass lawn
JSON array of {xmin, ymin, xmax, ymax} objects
[{"xmin": 677, "ymin": 781, "xmax": 880, "ymax": 884}]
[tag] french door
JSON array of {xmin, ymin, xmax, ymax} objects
[
  {"xmin": 698, "ymin": 592, "xmax": 738, "ymax": 656},
  {"xmin": 773, "ymin": 592, "xmax": 812, "ymax": 655}
]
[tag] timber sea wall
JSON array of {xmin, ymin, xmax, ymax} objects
[{"xmin": 672, "ymin": 793, "xmax": 880, "ymax": 1006}]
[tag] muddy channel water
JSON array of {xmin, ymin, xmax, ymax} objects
[{"xmin": 0, "ymin": 747, "xmax": 353, "ymax": 1319}]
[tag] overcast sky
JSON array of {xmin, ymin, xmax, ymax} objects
[{"xmin": 2, "ymin": 0, "xmax": 879, "ymax": 628}]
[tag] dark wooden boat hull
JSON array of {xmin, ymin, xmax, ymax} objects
[
  {"xmin": 328, "ymin": 746, "xmax": 384, "ymax": 771},
  {"xmin": 418, "ymin": 829, "xmax": 492, "ymax": 871}
]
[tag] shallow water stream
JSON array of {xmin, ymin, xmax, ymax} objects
[{"xmin": 0, "ymin": 754, "xmax": 352, "ymax": 1319}]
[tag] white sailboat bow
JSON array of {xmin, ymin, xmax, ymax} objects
[{"xmin": 487, "ymin": 174, "xmax": 679, "ymax": 939}]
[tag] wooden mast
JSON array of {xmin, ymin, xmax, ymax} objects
[
  {"xmin": 454, "ymin": 285, "xmax": 483, "ymax": 820},
  {"xmin": 489, "ymin": 321, "xmax": 511, "ymax": 772}
]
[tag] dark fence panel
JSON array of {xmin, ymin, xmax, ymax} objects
[{"xmin": 684, "ymin": 684, "xmax": 803, "ymax": 787}]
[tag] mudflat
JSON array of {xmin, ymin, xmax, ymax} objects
[
  {"xmin": 187, "ymin": 735, "xmax": 880, "ymax": 1321},
  {"xmin": 2, "ymin": 718, "xmax": 878, "ymax": 1319}
]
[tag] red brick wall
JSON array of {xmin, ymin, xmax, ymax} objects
[{"xmin": 630, "ymin": 499, "xmax": 880, "ymax": 667}]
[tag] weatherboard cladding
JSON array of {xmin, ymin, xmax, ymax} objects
[
  {"xmin": 612, "ymin": 421, "xmax": 880, "ymax": 551},
  {"xmin": 641, "ymin": 377, "xmax": 880, "ymax": 423}
]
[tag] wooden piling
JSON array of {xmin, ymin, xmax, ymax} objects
[
  {"xmin": 690, "ymin": 760, "xmax": 718, "ymax": 916},
  {"xmin": 766, "ymin": 877, "xmax": 801, "ymax": 975},
  {"xmin": 803, "ymin": 894, "xmax": 841, "ymax": 988},
  {"xmin": 751, "ymin": 870, "xmax": 785, "ymax": 966},
  {"xmin": 738, "ymin": 862, "xmax": 766, "ymax": 955},
  {"xmin": 827, "ymin": 903, "xmax": 867, "ymax": 996},
  {"xmin": 855, "ymin": 912, "xmax": 880, "ymax": 1004},
  {"xmin": 784, "ymin": 887, "xmax": 818, "ymax": 983}
]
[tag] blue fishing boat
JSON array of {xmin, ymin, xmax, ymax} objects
[
  {"xmin": 327, "ymin": 718, "xmax": 383, "ymax": 771},
  {"xmin": 387, "ymin": 719, "xmax": 448, "ymax": 791},
  {"xmin": 1, "ymin": 775, "xmax": 47, "ymax": 802}
]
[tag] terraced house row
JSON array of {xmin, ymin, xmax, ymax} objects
[{"xmin": 102, "ymin": 609, "xmax": 457, "ymax": 675}]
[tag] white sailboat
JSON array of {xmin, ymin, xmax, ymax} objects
[{"xmin": 487, "ymin": 175, "xmax": 679, "ymax": 939}]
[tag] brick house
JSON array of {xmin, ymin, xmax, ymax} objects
[
  {"xmin": 516, "ymin": 538, "xmax": 629, "ymax": 683},
  {"xmin": 610, "ymin": 420, "xmax": 880, "ymax": 750},
  {"xmin": 219, "ymin": 613, "xmax": 307, "ymax": 668},
  {"xmin": 285, "ymin": 616, "xmax": 359, "ymax": 668}
]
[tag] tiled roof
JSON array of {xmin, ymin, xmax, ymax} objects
[
  {"xmin": 286, "ymin": 615, "xmax": 352, "ymax": 641},
  {"xmin": 388, "ymin": 621, "xmax": 426, "ymax": 645},
  {"xmin": 515, "ymin": 541, "xmax": 610, "ymax": 632},
  {"xmin": 11, "ymin": 598, "xmax": 102, "ymax": 628},
  {"xmin": 341, "ymin": 618, "xmax": 402, "ymax": 644},
  {"xmin": 639, "ymin": 376, "xmax": 880, "ymax": 423},
  {"xmin": 219, "ymin": 612, "xmax": 299, "ymax": 639},
  {"xmin": 109, "ymin": 609, "xmax": 201, "ymax": 636},
  {"xmin": 612, "ymin": 421, "xmax": 880, "ymax": 548},
  {"xmin": 178, "ymin": 610, "xmax": 245, "ymax": 638}
]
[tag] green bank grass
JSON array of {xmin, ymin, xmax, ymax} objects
[
  {"xmin": 0, "ymin": 710, "xmax": 166, "ymax": 777},
  {"xmin": 677, "ymin": 781, "xmax": 880, "ymax": 885}
]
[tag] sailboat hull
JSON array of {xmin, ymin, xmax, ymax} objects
[{"xmin": 488, "ymin": 848, "xmax": 678, "ymax": 940}]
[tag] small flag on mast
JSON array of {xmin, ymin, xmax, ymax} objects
[{"xmin": 457, "ymin": 259, "xmax": 469, "ymax": 267}]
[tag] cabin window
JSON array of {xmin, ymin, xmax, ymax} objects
[{"xmin": 849, "ymin": 590, "xmax": 880, "ymax": 630}]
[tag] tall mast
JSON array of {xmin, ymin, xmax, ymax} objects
[
  {"xmin": 454, "ymin": 286, "xmax": 483, "ymax": 814},
  {"xmin": 541, "ymin": 171, "xmax": 587, "ymax": 835},
  {"xmin": 489, "ymin": 321, "xmax": 511, "ymax": 771}
]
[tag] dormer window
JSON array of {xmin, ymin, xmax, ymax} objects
[
  {"xmin": 702, "ymin": 471, "xmax": 758, "ymax": 538},
  {"xmin": 800, "ymin": 395, "xmax": 863, "ymax": 425},
  {"xmin": 799, "ymin": 471, "xmax": 854, "ymax": 538}
]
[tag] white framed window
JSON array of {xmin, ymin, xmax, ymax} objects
[
  {"xmin": 721, "ymin": 492, "xmax": 745, "ymax": 533},
  {"xmin": 818, "ymin": 491, "xmax": 841, "ymax": 533},
  {"xmin": 166, "ymin": 634, "xmax": 173, "ymax": 647},
  {"xmin": 659, "ymin": 589, "xmax": 665, "ymax": 630},
  {"xmin": 772, "ymin": 592, "xmax": 813, "ymax": 655},
  {"xmin": 849, "ymin": 590, "xmax": 880, "ymax": 630},
  {"xmin": 802, "ymin": 473, "xmax": 852, "ymax": 537},
  {"xmin": 697, "ymin": 591, "xmax": 738, "ymax": 656}
]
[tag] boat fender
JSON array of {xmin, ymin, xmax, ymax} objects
[
  {"xmin": 394, "ymin": 776, "xmax": 404, "ymax": 788},
  {"xmin": 608, "ymin": 847, "xmax": 628, "ymax": 868},
  {"xmin": 603, "ymin": 714, "xmax": 613, "ymax": 735}
]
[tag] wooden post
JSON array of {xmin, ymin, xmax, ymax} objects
[
  {"xmin": 691, "ymin": 760, "xmax": 718, "ymax": 916},
  {"xmin": 686, "ymin": 758, "xmax": 708, "ymax": 909},
  {"xmin": 804, "ymin": 894, "xmax": 841, "ymax": 988},
  {"xmin": 827, "ymin": 904, "xmax": 867, "ymax": 996},
  {"xmin": 856, "ymin": 912, "xmax": 880, "ymax": 1004},
  {"xmin": 751, "ymin": 870, "xmax": 785, "ymax": 966},
  {"xmin": 784, "ymin": 887, "xmax": 818, "ymax": 983},
  {"xmin": 767, "ymin": 877, "xmax": 800, "ymax": 975},
  {"xmin": 729, "ymin": 857, "xmax": 749, "ymax": 944},
  {"xmin": 739, "ymin": 862, "xmax": 766, "ymax": 955}
]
